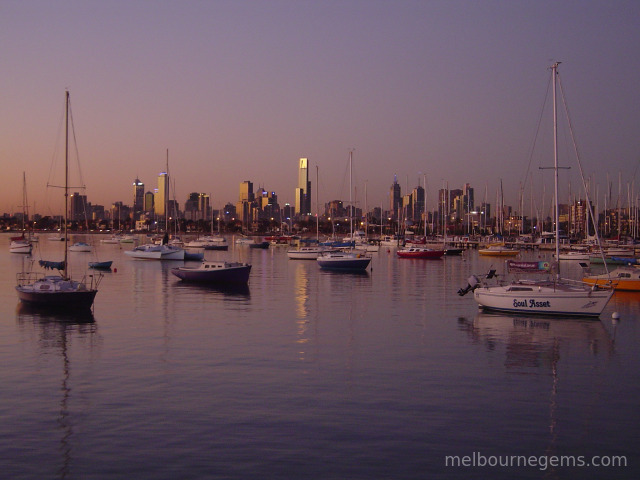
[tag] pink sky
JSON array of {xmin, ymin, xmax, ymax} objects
[{"xmin": 2, "ymin": 0, "xmax": 639, "ymax": 217}]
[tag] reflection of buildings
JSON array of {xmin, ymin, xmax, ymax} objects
[{"xmin": 293, "ymin": 263, "xmax": 311, "ymax": 361}]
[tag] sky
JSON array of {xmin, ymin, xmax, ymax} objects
[{"xmin": 2, "ymin": 0, "xmax": 640, "ymax": 217}]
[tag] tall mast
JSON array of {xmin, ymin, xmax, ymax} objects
[
  {"xmin": 64, "ymin": 90, "xmax": 70, "ymax": 279},
  {"xmin": 316, "ymin": 164, "xmax": 319, "ymax": 241},
  {"xmin": 349, "ymin": 149, "xmax": 354, "ymax": 238},
  {"xmin": 552, "ymin": 62, "xmax": 561, "ymax": 271}
]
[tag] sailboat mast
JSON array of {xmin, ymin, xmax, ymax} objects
[
  {"xmin": 552, "ymin": 62, "xmax": 561, "ymax": 270},
  {"xmin": 316, "ymin": 164, "xmax": 319, "ymax": 241},
  {"xmin": 349, "ymin": 149, "xmax": 353, "ymax": 238},
  {"xmin": 64, "ymin": 90, "xmax": 70, "ymax": 279}
]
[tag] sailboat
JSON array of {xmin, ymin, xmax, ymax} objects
[
  {"xmin": 125, "ymin": 151, "xmax": 185, "ymax": 260},
  {"xmin": 460, "ymin": 63, "xmax": 612, "ymax": 317},
  {"xmin": 10, "ymin": 172, "xmax": 33, "ymax": 254},
  {"xmin": 16, "ymin": 91, "xmax": 102, "ymax": 311},
  {"xmin": 317, "ymin": 150, "xmax": 371, "ymax": 270}
]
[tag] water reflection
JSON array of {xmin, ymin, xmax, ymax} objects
[
  {"xmin": 15, "ymin": 305, "xmax": 99, "ymax": 480},
  {"xmin": 458, "ymin": 313, "xmax": 614, "ymax": 363},
  {"xmin": 171, "ymin": 281, "xmax": 251, "ymax": 298}
]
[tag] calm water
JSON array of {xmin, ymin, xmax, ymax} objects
[{"xmin": 1, "ymin": 234, "xmax": 638, "ymax": 479}]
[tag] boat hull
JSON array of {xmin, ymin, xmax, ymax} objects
[
  {"xmin": 89, "ymin": 261, "xmax": 113, "ymax": 270},
  {"xmin": 473, "ymin": 284, "xmax": 613, "ymax": 317},
  {"xmin": 317, "ymin": 252, "xmax": 371, "ymax": 270},
  {"xmin": 171, "ymin": 263, "xmax": 251, "ymax": 284},
  {"xmin": 124, "ymin": 245, "xmax": 185, "ymax": 260},
  {"xmin": 10, "ymin": 241, "xmax": 32, "ymax": 254},
  {"xmin": 16, "ymin": 280, "xmax": 98, "ymax": 311},
  {"xmin": 396, "ymin": 249, "xmax": 444, "ymax": 259}
]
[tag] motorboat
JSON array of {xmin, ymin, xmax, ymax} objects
[
  {"xmin": 69, "ymin": 242, "xmax": 92, "ymax": 252},
  {"xmin": 396, "ymin": 247, "xmax": 444, "ymax": 259},
  {"xmin": 171, "ymin": 260, "xmax": 251, "ymax": 284}
]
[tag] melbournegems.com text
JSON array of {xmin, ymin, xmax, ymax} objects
[{"xmin": 445, "ymin": 452, "xmax": 628, "ymax": 471}]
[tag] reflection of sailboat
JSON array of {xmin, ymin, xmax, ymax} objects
[
  {"xmin": 16, "ymin": 304, "xmax": 96, "ymax": 478},
  {"xmin": 16, "ymin": 91, "xmax": 102, "ymax": 312},
  {"xmin": 458, "ymin": 311, "xmax": 613, "ymax": 458}
]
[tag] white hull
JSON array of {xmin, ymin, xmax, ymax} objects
[
  {"xmin": 124, "ymin": 244, "xmax": 185, "ymax": 260},
  {"xmin": 287, "ymin": 247, "xmax": 323, "ymax": 260},
  {"xmin": 10, "ymin": 241, "xmax": 32, "ymax": 254},
  {"xmin": 473, "ymin": 282, "xmax": 612, "ymax": 317}
]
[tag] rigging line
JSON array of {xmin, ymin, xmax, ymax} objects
[
  {"xmin": 521, "ymin": 71, "xmax": 553, "ymax": 187},
  {"xmin": 558, "ymin": 69, "xmax": 609, "ymax": 275},
  {"xmin": 67, "ymin": 96, "xmax": 87, "ymax": 190}
]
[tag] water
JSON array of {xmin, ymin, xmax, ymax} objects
[{"xmin": 1, "ymin": 234, "xmax": 638, "ymax": 479}]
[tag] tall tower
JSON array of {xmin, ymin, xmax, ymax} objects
[
  {"xmin": 295, "ymin": 158, "xmax": 311, "ymax": 216},
  {"xmin": 156, "ymin": 171, "xmax": 169, "ymax": 217},
  {"xmin": 133, "ymin": 178, "xmax": 144, "ymax": 221},
  {"xmin": 389, "ymin": 175, "xmax": 401, "ymax": 219}
]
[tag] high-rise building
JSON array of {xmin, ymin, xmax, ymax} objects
[
  {"xmin": 144, "ymin": 191, "xmax": 154, "ymax": 213},
  {"xmin": 156, "ymin": 171, "xmax": 169, "ymax": 217},
  {"xmin": 295, "ymin": 158, "xmax": 311, "ymax": 216},
  {"xmin": 69, "ymin": 192, "xmax": 88, "ymax": 222},
  {"xmin": 389, "ymin": 175, "xmax": 401, "ymax": 219},
  {"xmin": 133, "ymin": 178, "xmax": 144, "ymax": 221}
]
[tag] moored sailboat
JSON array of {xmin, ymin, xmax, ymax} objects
[
  {"xmin": 16, "ymin": 91, "xmax": 102, "ymax": 311},
  {"xmin": 460, "ymin": 63, "xmax": 612, "ymax": 317},
  {"xmin": 317, "ymin": 150, "xmax": 371, "ymax": 271}
]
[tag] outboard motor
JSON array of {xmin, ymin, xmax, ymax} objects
[{"xmin": 458, "ymin": 275, "xmax": 480, "ymax": 296}]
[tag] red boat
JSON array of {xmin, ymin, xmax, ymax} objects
[{"xmin": 396, "ymin": 247, "xmax": 444, "ymax": 259}]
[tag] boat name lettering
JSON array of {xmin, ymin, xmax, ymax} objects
[{"xmin": 513, "ymin": 299, "xmax": 551, "ymax": 309}]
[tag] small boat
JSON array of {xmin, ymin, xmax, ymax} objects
[
  {"xmin": 10, "ymin": 237, "xmax": 33, "ymax": 254},
  {"xmin": 249, "ymin": 241, "xmax": 270, "ymax": 249},
  {"xmin": 444, "ymin": 247, "xmax": 463, "ymax": 256},
  {"xmin": 317, "ymin": 250, "xmax": 371, "ymax": 270},
  {"xmin": 48, "ymin": 233, "xmax": 65, "ymax": 241},
  {"xmin": 287, "ymin": 246, "xmax": 323, "ymax": 260},
  {"xmin": 171, "ymin": 260, "xmax": 251, "ymax": 284},
  {"xmin": 185, "ymin": 235, "xmax": 228, "ymax": 250},
  {"xmin": 88, "ymin": 261, "xmax": 113, "ymax": 270},
  {"xmin": 582, "ymin": 265, "xmax": 640, "ymax": 291},
  {"xmin": 124, "ymin": 243, "xmax": 185, "ymax": 260},
  {"xmin": 396, "ymin": 247, "xmax": 444, "ymax": 259},
  {"xmin": 235, "ymin": 236, "xmax": 254, "ymax": 245},
  {"xmin": 555, "ymin": 251, "xmax": 590, "ymax": 261},
  {"xmin": 69, "ymin": 242, "xmax": 92, "ymax": 252},
  {"xmin": 478, "ymin": 244, "xmax": 519, "ymax": 256}
]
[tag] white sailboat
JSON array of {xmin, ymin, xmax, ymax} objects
[
  {"xmin": 16, "ymin": 91, "xmax": 102, "ymax": 311},
  {"xmin": 10, "ymin": 173, "xmax": 33, "ymax": 254},
  {"xmin": 317, "ymin": 150, "xmax": 371, "ymax": 270},
  {"xmin": 125, "ymin": 151, "xmax": 184, "ymax": 260},
  {"xmin": 462, "ymin": 63, "xmax": 612, "ymax": 317}
]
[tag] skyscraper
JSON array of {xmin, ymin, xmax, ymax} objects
[
  {"xmin": 156, "ymin": 171, "xmax": 169, "ymax": 217},
  {"xmin": 133, "ymin": 178, "xmax": 144, "ymax": 221},
  {"xmin": 295, "ymin": 158, "xmax": 311, "ymax": 216},
  {"xmin": 389, "ymin": 175, "xmax": 401, "ymax": 219}
]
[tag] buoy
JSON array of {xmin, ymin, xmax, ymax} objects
[
  {"xmin": 114, "ymin": 267, "xmax": 117, "ymax": 273},
  {"xmin": 612, "ymin": 312, "xmax": 620, "ymax": 320}
]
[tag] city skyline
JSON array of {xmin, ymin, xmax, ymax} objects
[{"xmin": 2, "ymin": 1, "xmax": 639, "ymax": 216}]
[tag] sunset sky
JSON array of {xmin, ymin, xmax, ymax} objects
[{"xmin": 2, "ymin": 0, "xmax": 639, "ymax": 217}]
